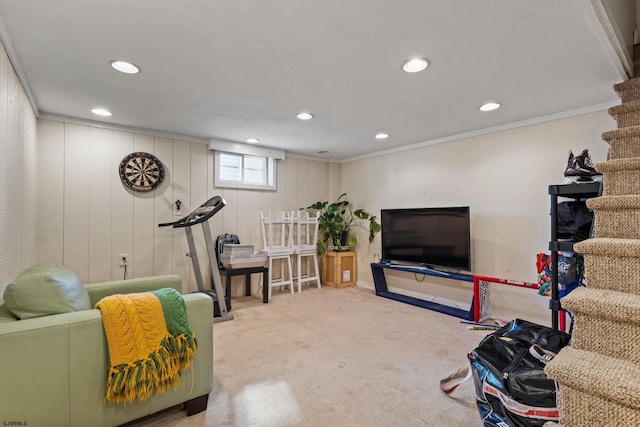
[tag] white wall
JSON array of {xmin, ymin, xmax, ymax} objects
[
  {"xmin": 341, "ymin": 110, "xmax": 614, "ymax": 308},
  {"xmin": 599, "ymin": 0, "xmax": 636, "ymax": 74},
  {"xmin": 0, "ymin": 40, "xmax": 37, "ymax": 299},
  {"xmin": 36, "ymin": 119, "xmax": 337, "ymax": 295},
  {"xmin": 31, "ymin": 108, "xmax": 618, "ymax": 307},
  {"xmin": 603, "ymin": 0, "xmax": 636, "ymax": 52}
]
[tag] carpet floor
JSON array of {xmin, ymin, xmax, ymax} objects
[{"xmin": 130, "ymin": 286, "xmax": 490, "ymax": 426}]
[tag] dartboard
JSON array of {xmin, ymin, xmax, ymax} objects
[{"xmin": 119, "ymin": 152, "xmax": 165, "ymax": 192}]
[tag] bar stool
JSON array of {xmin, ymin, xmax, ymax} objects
[
  {"xmin": 260, "ymin": 210, "xmax": 295, "ymax": 298},
  {"xmin": 292, "ymin": 210, "xmax": 321, "ymax": 292}
]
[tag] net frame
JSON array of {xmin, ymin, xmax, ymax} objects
[{"xmin": 473, "ymin": 275, "xmax": 551, "ymax": 327}]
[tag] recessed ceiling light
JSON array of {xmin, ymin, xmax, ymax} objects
[
  {"xmin": 317, "ymin": 150, "xmax": 329, "ymax": 154},
  {"xmin": 246, "ymin": 138, "xmax": 259, "ymax": 143},
  {"xmin": 297, "ymin": 112, "xmax": 314, "ymax": 120},
  {"xmin": 479, "ymin": 102, "xmax": 501, "ymax": 112},
  {"xmin": 110, "ymin": 60, "xmax": 140, "ymax": 74},
  {"xmin": 402, "ymin": 58, "xmax": 429, "ymax": 73},
  {"xmin": 91, "ymin": 108, "xmax": 112, "ymax": 117},
  {"xmin": 375, "ymin": 133, "xmax": 390, "ymax": 139}
]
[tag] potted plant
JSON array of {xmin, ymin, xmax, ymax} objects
[{"xmin": 303, "ymin": 193, "xmax": 381, "ymax": 256}]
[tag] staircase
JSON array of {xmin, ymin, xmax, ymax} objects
[{"xmin": 543, "ymin": 46, "xmax": 640, "ymax": 426}]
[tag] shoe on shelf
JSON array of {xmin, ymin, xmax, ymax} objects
[{"xmin": 564, "ymin": 149, "xmax": 602, "ymax": 181}]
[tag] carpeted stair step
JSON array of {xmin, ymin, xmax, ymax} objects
[
  {"xmin": 545, "ymin": 347, "xmax": 640, "ymax": 426},
  {"xmin": 595, "ymin": 157, "xmax": 640, "ymax": 195},
  {"xmin": 561, "ymin": 287, "xmax": 640, "ymax": 364},
  {"xmin": 601, "ymin": 126, "xmax": 640, "ymax": 159},
  {"xmin": 609, "ymin": 100, "xmax": 640, "ymax": 128},
  {"xmin": 614, "ymin": 78, "xmax": 640, "ymax": 103},
  {"xmin": 588, "ymin": 195, "xmax": 640, "ymax": 239},
  {"xmin": 573, "ymin": 238, "xmax": 640, "ymax": 294}
]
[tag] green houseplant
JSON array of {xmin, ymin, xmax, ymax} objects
[{"xmin": 303, "ymin": 193, "xmax": 381, "ymax": 256}]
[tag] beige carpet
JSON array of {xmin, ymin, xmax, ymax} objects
[{"xmin": 130, "ymin": 286, "xmax": 490, "ymax": 427}]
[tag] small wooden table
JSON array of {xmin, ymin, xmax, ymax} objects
[
  {"xmin": 219, "ymin": 266, "xmax": 269, "ymax": 303},
  {"xmin": 321, "ymin": 251, "xmax": 357, "ymax": 288}
]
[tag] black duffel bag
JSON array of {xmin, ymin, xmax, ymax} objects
[
  {"xmin": 469, "ymin": 319, "xmax": 571, "ymax": 427},
  {"xmin": 440, "ymin": 319, "xmax": 571, "ymax": 427}
]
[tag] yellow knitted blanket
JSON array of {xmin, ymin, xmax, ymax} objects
[{"xmin": 96, "ymin": 288, "xmax": 197, "ymax": 403}]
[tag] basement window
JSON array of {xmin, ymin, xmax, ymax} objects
[{"xmin": 214, "ymin": 151, "xmax": 276, "ymax": 191}]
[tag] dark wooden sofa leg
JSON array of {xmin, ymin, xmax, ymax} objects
[{"xmin": 184, "ymin": 394, "xmax": 209, "ymax": 416}]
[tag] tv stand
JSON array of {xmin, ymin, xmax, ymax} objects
[{"xmin": 370, "ymin": 263, "xmax": 474, "ymax": 320}]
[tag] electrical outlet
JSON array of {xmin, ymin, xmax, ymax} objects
[{"xmin": 119, "ymin": 253, "xmax": 128, "ymax": 266}]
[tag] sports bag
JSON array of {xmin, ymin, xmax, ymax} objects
[
  {"xmin": 536, "ymin": 253, "xmax": 579, "ymax": 296},
  {"xmin": 441, "ymin": 319, "xmax": 571, "ymax": 427},
  {"xmin": 556, "ymin": 200, "xmax": 593, "ymax": 242}
]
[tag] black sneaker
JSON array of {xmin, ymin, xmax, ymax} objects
[{"xmin": 564, "ymin": 149, "xmax": 602, "ymax": 181}]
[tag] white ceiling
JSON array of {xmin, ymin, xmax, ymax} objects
[{"xmin": 0, "ymin": 0, "xmax": 628, "ymax": 161}]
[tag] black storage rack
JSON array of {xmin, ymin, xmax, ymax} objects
[{"xmin": 548, "ymin": 181, "xmax": 601, "ymax": 330}]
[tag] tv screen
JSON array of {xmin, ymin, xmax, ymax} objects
[{"xmin": 381, "ymin": 207, "xmax": 471, "ymax": 271}]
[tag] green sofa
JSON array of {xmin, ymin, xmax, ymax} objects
[{"xmin": 0, "ymin": 269, "xmax": 213, "ymax": 426}]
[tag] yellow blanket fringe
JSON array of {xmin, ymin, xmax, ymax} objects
[{"xmin": 96, "ymin": 290, "xmax": 196, "ymax": 404}]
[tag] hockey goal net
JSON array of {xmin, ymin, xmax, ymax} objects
[{"xmin": 474, "ymin": 275, "xmax": 551, "ymax": 327}]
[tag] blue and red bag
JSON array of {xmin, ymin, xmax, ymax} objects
[
  {"xmin": 440, "ymin": 319, "xmax": 571, "ymax": 426},
  {"xmin": 469, "ymin": 319, "xmax": 570, "ymax": 426}
]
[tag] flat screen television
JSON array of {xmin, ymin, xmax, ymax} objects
[{"xmin": 381, "ymin": 206, "xmax": 471, "ymax": 271}]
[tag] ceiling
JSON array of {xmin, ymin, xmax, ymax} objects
[{"xmin": 0, "ymin": 1, "xmax": 629, "ymax": 161}]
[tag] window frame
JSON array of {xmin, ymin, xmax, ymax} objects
[{"xmin": 214, "ymin": 150, "xmax": 277, "ymax": 191}]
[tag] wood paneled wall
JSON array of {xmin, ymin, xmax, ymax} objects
[
  {"xmin": 0, "ymin": 41, "xmax": 37, "ymax": 298},
  {"xmin": 36, "ymin": 119, "xmax": 337, "ymax": 294}
]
